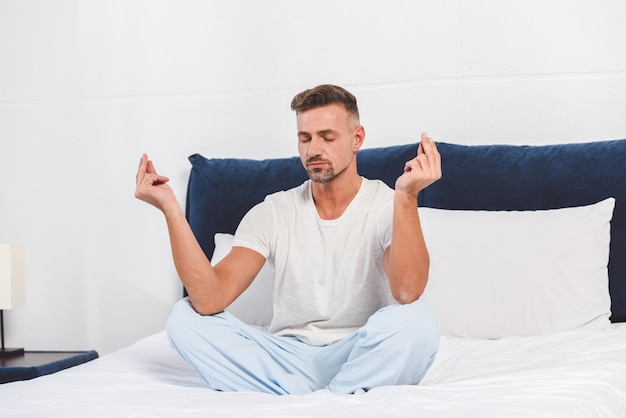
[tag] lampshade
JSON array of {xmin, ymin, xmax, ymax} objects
[{"xmin": 0, "ymin": 244, "xmax": 26, "ymax": 309}]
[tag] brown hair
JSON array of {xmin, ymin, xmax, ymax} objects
[{"xmin": 290, "ymin": 84, "xmax": 360, "ymax": 124}]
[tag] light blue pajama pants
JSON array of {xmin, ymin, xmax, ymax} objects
[{"xmin": 166, "ymin": 297, "xmax": 439, "ymax": 395}]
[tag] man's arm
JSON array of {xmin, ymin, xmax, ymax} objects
[
  {"xmin": 134, "ymin": 154, "xmax": 264, "ymax": 315},
  {"xmin": 383, "ymin": 133, "xmax": 442, "ymax": 304}
]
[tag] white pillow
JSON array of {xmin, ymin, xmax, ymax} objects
[
  {"xmin": 211, "ymin": 233, "xmax": 274, "ymax": 328},
  {"xmin": 419, "ymin": 198, "xmax": 615, "ymax": 339}
]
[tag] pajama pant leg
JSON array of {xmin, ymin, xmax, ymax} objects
[
  {"xmin": 166, "ymin": 298, "xmax": 320, "ymax": 395},
  {"xmin": 167, "ymin": 298, "xmax": 439, "ymax": 395},
  {"xmin": 326, "ymin": 300, "xmax": 440, "ymax": 394}
]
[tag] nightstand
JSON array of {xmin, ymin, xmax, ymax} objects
[{"xmin": 0, "ymin": 351, "xmax": 99, "ymax": 384}]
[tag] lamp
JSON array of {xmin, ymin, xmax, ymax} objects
[{"xmin": 0, "ymin": 244, "xmax": 25, "ymax": 357}]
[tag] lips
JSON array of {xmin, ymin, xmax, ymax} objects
[{"xmin": 306, "ymin": 158, "xmax": 329, "ymax": 168}]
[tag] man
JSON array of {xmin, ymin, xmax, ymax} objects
[{"xmin": 135, "ymin": 84, "xmax": 441, "ymax": 395}]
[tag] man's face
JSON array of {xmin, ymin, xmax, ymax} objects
[{"xmin": 296, "ymin": 104, "xmax": 361, "ymax": 184}]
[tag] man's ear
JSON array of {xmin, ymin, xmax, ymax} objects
[{"xmin": 353, "ymin": 125, "xmax": 365, "ymax": 152}]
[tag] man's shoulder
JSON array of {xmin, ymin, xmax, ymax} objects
[
  {"xmin": 263, "ymin": 180, "xmax": 311, "ymax": 203},
  {"xmin": 361, "ymin": 177, "xmax": 394, "ymax": 196}
]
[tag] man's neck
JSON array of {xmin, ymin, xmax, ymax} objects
[{"xmin": 311, "ymin": 173, "xmax": 363, "ymax": 220}]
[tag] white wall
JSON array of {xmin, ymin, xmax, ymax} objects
[{"xmin": 1, "ymin": 0, "xmax": 625, "ymax": 355}]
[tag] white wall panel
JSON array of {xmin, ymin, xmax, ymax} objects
[
  {"xmin": 462, "ymin": 75, "xmax": 626, "ymax": 145},
  {"xmin": 461, "ymin": 1, "xmax": 626, "ymax": 76}
]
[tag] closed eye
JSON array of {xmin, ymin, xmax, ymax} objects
[
  {"xmin": 318, "ymin": 129, "xmax": 337, "ymax": 141},
  {"xmin": 298, "ymin": 133, "xmax": 312, "ymax": 143}
]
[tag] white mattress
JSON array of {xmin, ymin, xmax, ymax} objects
[{"xmin": 2, "ymin": 324, "xmax": 626, "ymax": 417}]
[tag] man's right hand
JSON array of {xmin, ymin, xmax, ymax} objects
[
  {"xmin": 134, "ymin": 153, "xmax": 265, "ymax": 315},
  {"xmin": 134, "ymin": 154, "xmax": 177, "ymax": 213}
]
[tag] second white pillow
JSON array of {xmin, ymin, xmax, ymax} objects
[{"xmin": 419, "ymin": 198, "xmax": 615, "ymax": 339}]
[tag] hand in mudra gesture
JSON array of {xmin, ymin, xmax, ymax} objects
[
  {"xmin": 134, "ymin": 154, "xmax": 177, "ymax": 213},
  {"xmin": 395, "ymin": 132, "xmax": 442, "ymax": 198}
]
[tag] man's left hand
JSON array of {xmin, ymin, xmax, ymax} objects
[{"xmin": 395, "ymin": 132, "xmax": 442, "ymax": 197}]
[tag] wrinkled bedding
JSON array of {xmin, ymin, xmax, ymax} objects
[{"xmin": 2, "ymin": 324, "xmax": 626, "ymax": 417}]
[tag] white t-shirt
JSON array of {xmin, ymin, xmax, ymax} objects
[{"xmin": 233, "ymin": 178, "xmax": 397, "ymax": 346}]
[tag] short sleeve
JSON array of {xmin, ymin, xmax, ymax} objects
[
  {"xmin": 377, "ymin": 199, "xmax": 394, "ymax": 251},
  {"xmin": 233, "ymin": 198, "xmax": 275, "ymax": 259}
]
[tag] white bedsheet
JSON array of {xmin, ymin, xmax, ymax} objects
[{"xmin": 2, "ymin": 324, "xmax": 626, "ymax": 417}]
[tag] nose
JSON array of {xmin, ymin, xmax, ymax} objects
[{"xmin": 307, "ymin": 137, "xmax": 323, "ymax": 158}]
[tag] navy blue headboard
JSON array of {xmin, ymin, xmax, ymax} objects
[{"xmin": 186, "ymin": 139, "xmax": 626, "ymax": 322}]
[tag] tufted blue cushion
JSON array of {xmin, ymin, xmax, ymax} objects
[{"xmin": 186, "ymin": 139, "xmax": 626, "ymax": 322}]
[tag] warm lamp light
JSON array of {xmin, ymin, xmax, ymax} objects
[{"xmin": 0, "ymin": 244, "xmax": 26, "ymax": 357}]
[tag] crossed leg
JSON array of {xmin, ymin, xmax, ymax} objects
[{"xmin": 166, "ymin": 298, "xmax": 439, "ymax": 395}]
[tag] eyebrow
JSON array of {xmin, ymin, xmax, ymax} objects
[{"xmin": 298, "ymin": 129, "xmax": 337, "ymax": 137}]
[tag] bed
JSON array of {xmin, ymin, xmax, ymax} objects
[{"xmin": 2, "ymin": 139, "xmax": 626, "ymax": 417}]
